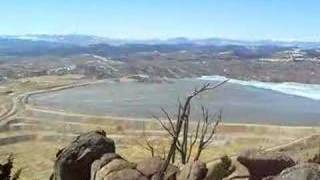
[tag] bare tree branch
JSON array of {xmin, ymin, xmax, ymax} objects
[
  {"xmin": 194, "ymin": 109, "xmax": 222, "ymax": 161},
  {"xmin": 153, "ymin": 115, "xmax": 176, "ymax": 137},
  {"xmin": 160, "ymin": 107, "xmax": 176, "ymax": 134},
  {"xmin": 135, "ymin": 121, "xmax": 156, "ymax": 157}
]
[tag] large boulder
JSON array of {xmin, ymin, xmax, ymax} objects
[
  {"xmin": 237, "ymin": 150, "xmax": 295, "ymax": 180},
  {"xmin": 104, "ymin": 168, "xmax": 148, "ymax": 180},
  {"xmin": 264, "ymin": 163, "xmax": 320, "ymax": 180},
  {"xmin": 136, "ymin": 157, "xmax": 178, "ymax": 180},
  {"xmin": 52, "ymin": 130, "xmax": 115, "ymax": 180},
  {"xmin": 177, "ymin": 161, "xmax": 208, "ymax": 180},
  {"xmin": 94, "ymin": 158, "xmax": 138, "ymax": 180},
  {"xmin": 91, "ymin": 153, "xmax": 122, "ymax": 180},
  {"xmin": 137, "ymin": 157, "xmax": 164, "ymax": 177},
  {"xmin": 91, "ymin": 153, "xmax": 156, "ymax": 180}
]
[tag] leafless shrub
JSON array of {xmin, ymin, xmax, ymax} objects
[{"xmin": 208, "ymin": 155, "xmax": 236, "ymax": 180}]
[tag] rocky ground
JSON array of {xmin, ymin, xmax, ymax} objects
[{"xmin": 48, "ymin": 130, "xmax": 320, "ymax": 180}]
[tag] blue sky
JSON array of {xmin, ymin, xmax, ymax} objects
[{"xmin": 1, "ymin": 0, "xmax": 320, "ymax": 40}]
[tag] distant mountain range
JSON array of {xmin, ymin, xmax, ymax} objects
[
  {"xmin": 1, "ymin": 34, "xmax": 320, "ymax": 48},
  {"xmin": 1, "ymin": 34, "xmax": 320, "ymax": 84},
  {"xmin": 0, "ymin": 34, "xmax": 320, "ymax": 60}
]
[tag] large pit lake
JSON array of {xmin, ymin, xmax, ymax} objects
[{"xmin": 29, "ymin": 76, "xmax": 320, "ymax": 126}]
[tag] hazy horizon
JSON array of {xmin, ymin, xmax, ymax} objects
[
  {"xmin": 2, "ymin": 33, "xmax": 320, "ymax": 43},
  {"xmin": 1, "ymin": 0, "xmax": 320, "ymax": 41}
]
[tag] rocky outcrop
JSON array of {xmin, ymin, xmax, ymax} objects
[
  {"xmin": 92, "ymin": 156, "xmax": 179, "ymax": 180},
  {"xmin": 237, "ymin": 150, "xmax": 295, "ymax": 180},
  {"xmin": 52, "ymin": 130, "xmax": 320, "ymax": 180},
  {"xmin": 51, "ymin": 130, "xmax": 180, "ymax": 180},
  {"xmin": 177, "ymin": 161, "xmax": 208, "ymax": 180},
  {"xmin": 264, "ymin": 163, "xmax": 320, "ymax": 180},
  {"xmin": 136, "ymin": 157, "xmax": 178, "ymax": 180},
  {"xmin": 90, "ymin": 153, "xmax": 122, "ymax": 180},
  {"xmin": 51, "ymin": 130, "xmax": 115, "ymax": 180},
  {"xmin": 47, "ymin": 130, "xmax": 257, "ymax": 180},
  {"xmin": 105, "ymin": 168, "xmax": 148, "ymax": 180},
  {"xmin": 93, "ymin": 157, "xmax": 143, "ymax": 180}
]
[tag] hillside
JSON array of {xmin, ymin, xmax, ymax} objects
[{"xmin": 0, "ymin": 36, "xmax": 320, "ymax": 84}]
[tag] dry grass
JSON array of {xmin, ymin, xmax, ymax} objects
[
  {"xmin": 0, "ymin": 141, "xmax": 65, "ymax": 180},
  {"xmin": 0, "ymin": 120, "xmax": 318, "ymax": 180}
]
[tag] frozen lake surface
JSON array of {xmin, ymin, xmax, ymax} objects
[{"xmin": 29, "ymin": 77, "xmax": 320, "ymax": 126}]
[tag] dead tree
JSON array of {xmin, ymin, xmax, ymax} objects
[{"xmin": 155, "ymin": 80, "xmax": 228, "ymax": 179}]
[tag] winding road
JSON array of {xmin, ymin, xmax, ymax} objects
[{"xmin": 0, "ymin": 79, "xmax": 105, "ymax": 125}]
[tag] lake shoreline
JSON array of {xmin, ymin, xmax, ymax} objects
[
  {"xmin": 28, "ymin": 77, "xmax": 320, "ymax": 126},
  {"xmin": 25, "ymin": 103, "xmax": 320, "ymax": 129}
]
